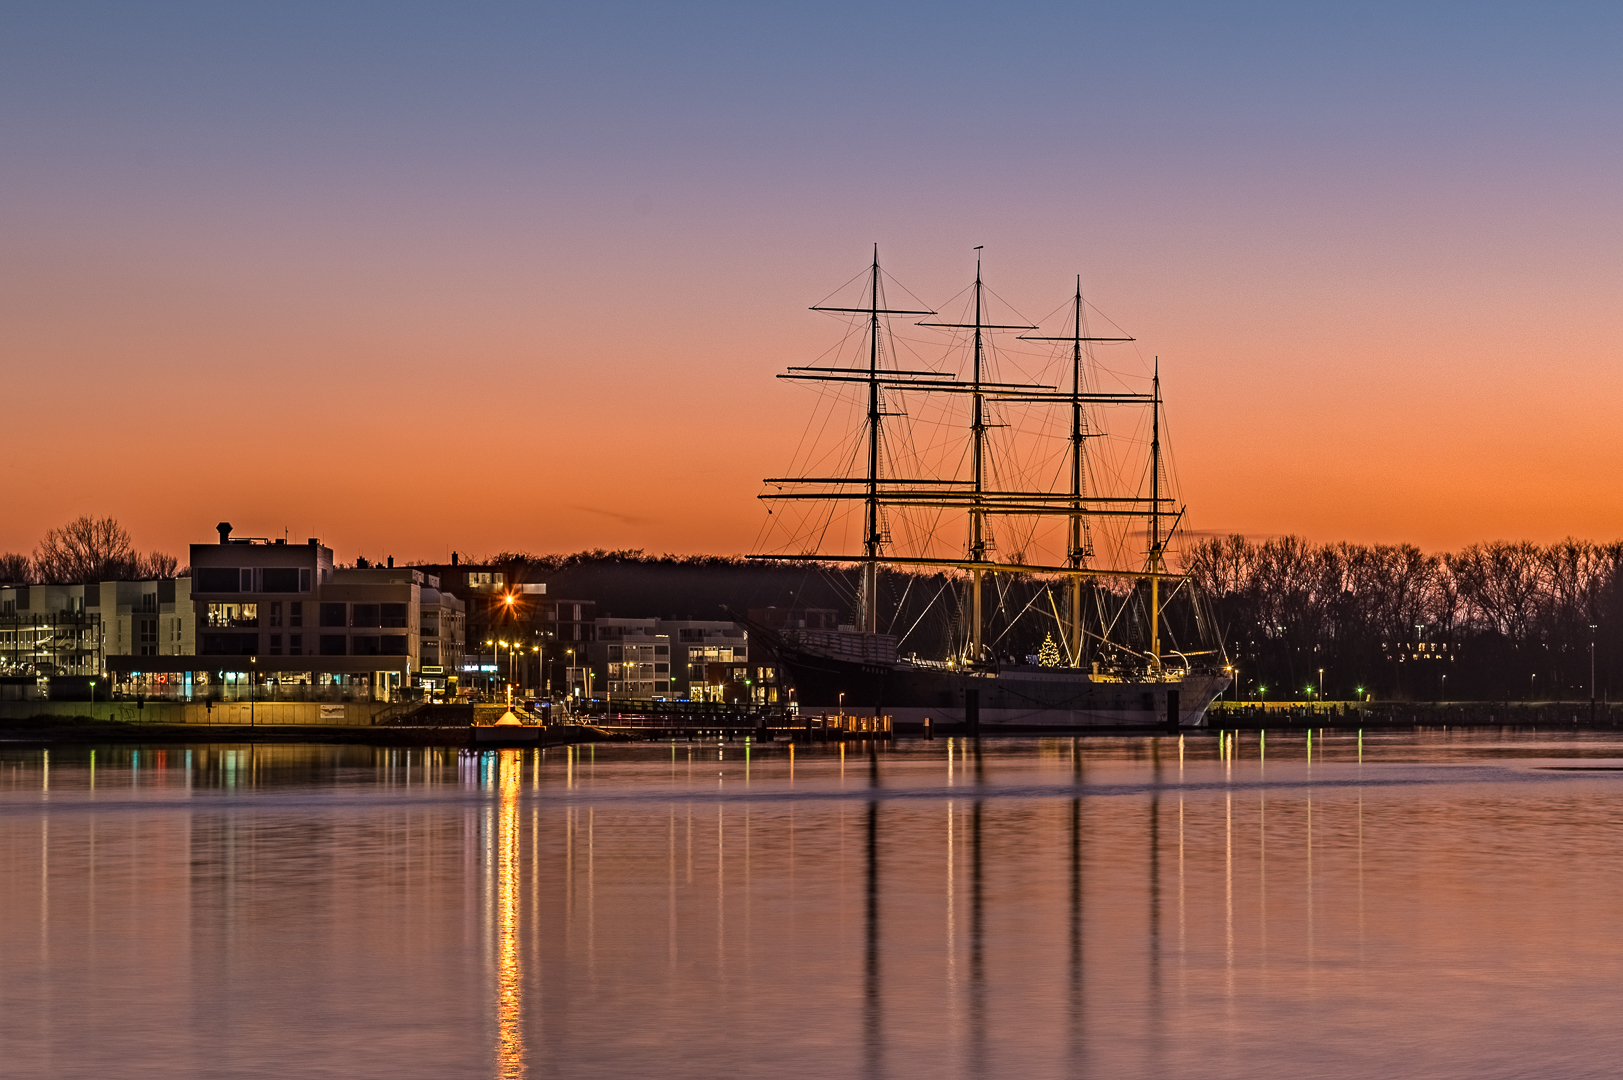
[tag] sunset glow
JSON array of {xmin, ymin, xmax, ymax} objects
[{"xmin": 4, "ymin": 4, "xmax": 1621, "ymax": 559}]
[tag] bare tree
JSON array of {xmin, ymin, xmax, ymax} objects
[
  {"xmin": 0, "ymin": 553, "xmax": 32, "ymax": 584},
  {"xmin": 32, "ymin": 516, "xmax": 137, "ymax": 584},
  {"xmin": 138, "ymin": 550, "xmax": 180, "ymax": 579}
]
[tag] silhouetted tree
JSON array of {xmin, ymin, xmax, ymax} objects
[{"xmin": 0, "ymin": 552, "xmax": 32, "ymax": 584}]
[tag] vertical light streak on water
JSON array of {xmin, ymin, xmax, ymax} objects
[
  {"xmin": 1069, "ymin": 740, "xmax": 1085, "ymax": 1075},
  {"xmin": 863, "ymin": 795, "xmax": 881, "ymax": 1080},
  {"xmin": 531, "ymin": 797, "xmax": 540, "ymax": 1045},
  {"xmin": 1306, "ymin": 788, "xmax": 1315, "ymax": 978},
  {"xmin": 588, "ymin": 805, "xmax": 596, "ymax": 982},
  {"xmin": 968, "ymin": 798, "xmax": 986, "ymax": 1080},
  {"xmin": 946, "ymin": 799, "xmax": 956, "ymax": 993},
  {"xmin": 495, "ymin": 750, "xmax": 526, "ymax": 1079},
  {"xmin": 482, "ymin": 755, "xmax": 497, "ymax": 1054},
  {"xmin": 716, "ymin": 802, "xmax": 724, "ymax": 983},
  {"xmin": 1146, "ymin": 776, "xmax": 1163, "ymax": 1080},
  {"xmin": 1225, "ymin": 790, "xmax": 1234, "ymax": 1003},
  {"xmin": 947, "ymin": 737, "xmax": 954, "ymax": 786},
  {"xmin": 89, "ymin": 749, "xmax": 95, "ymax": 793},
  {"xmin": 1259, "ymin": 785, "xmax": 1268, "ymax": 971},
  {"xmin": 1358, "ymin": 790, "xmax": 1366, "ymax": 964},
  {"xmin": 1178, "ymin": 792, "xmax": 1186, "ymax": 988},
  {"xmin": 669, "ymin": 805, "xmax": 678, "ymax": 969},
  {"xmin": 745, "ymin": 801, "xmax": 753, "ymax": 983}
]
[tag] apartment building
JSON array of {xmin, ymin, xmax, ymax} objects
[
  {"xmin": 104, "ymin": 523, "xmax": 466, "ymax": 701},
  {"xmin": 1, "ymin": 578, "xmax": 194, "ymax": 686}
]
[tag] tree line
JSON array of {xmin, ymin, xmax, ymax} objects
[
  {"xmin": 0, "ymin": 516, "xmax": 180, "ymax": 586},
  {"xmin": 1182, "ymin": 535, "xmax": 1623, "ymax": 702}
]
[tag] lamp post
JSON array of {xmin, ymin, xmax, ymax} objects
[
  {"xmin": 1531, "ymin": 672, "xmax": 1537, "ymax": 702},
  {"xmin": 1441, "ymin": 672, "xmax": 1447, "ymax": 702},
  {"xmin": 1318, "ymin": 666, "xmax": 1324, "ymax": 703},
  {"xmin": 249, "ymin": 656, "xmax": 257, "ymax": 729},
  {"xmin": 1591, "ymin": 623, "xmax": 1598, "ymax": 722},
  {"xmin": 480, "ymin": 636, "xmax": 493, "ymax": 704}
]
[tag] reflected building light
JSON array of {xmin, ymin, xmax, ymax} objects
[{"xmin": 495, "ymin": 749, "xmax": 526, "ymax": 1078}]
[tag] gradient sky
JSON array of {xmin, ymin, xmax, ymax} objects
[{"xmin": 4, "ymin": 2, "xmax": 1622, "ymax": 564}]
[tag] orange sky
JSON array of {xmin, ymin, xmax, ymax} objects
[{"xmin": 4, "ymin": 4, "xmax": 1622, "ymax": 565}]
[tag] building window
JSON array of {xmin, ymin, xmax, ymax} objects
[
  {"xmin": 196, "ymin": 567, "xmax": 239, "ymax": 593},
  {"xmin": 290, "ymin": 633, "xmax": 302, "ymax": 656},
  {"xmin": 289, "ymin": 603, "xmax": 303, "ymax": 627},
  {"xmin": 319, "ymin": 603, "xmax": 346, "ymax": 627},
  {"xmin": 352, "ymin": 604, "xmax": 381, "ymax": 628},
  {"xmin": 381, "ymin": 603, "xmax": 408, "ymax": 629},
  {"xmin": 207, "ymin": 603, "xmax": 258, "ymax": 628},
  {"xmin": 268, "ymin": 602, "xmax": 282, "ymax": 628},
  {"xmin": 319, "ymin": 635, "xmax": 347, "ymax": 656},
  {"xmin": 352, "ymin": 635, "xmax": 382, "ymax": 656},
  {"xmin": 262, "ymin": 567, "xmax": 300, "ymax": 592},
  {"xmin": 269, "ymin": 634, "xmax": 282, "ymax": 655},
  {"xmin": 202, "ymin": 632, "xmax": 256, "ymax": 655},
  {"xmin": 380, "ymin": 635, "xmax": 407, "ymax": 655}
]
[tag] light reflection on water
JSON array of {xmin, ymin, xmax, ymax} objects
[{"xmin": 7, "ymin": 732, "xmax": 1623, "ymax": 1077}]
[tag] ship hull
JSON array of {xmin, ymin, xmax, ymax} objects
[{"xmin": 771, "ymin": 645, "xmax": 1226, "ymax": 730}]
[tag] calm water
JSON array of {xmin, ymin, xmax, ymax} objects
[{"xmin": 4, "ymin": 731, "xmax": 1623, "ymax": 1078}]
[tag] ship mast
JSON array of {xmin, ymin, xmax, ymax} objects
[
  {"xmin": 970, "ymin": 248, "xmax": 987, "ymax": 661},
  {"xmin": 1019, "ymin": 281, "xmax": 1133, "ymax": 666},
  {"xmin": 862, "ymin": 245, "xmax": 882, "ymax": 634},
  {"xmin": 1149, "ymin": 359, "xmax": 1162, "ymax": 670},
  {"xmin": 916, "ymin": 249, "xmax": 1037, "ymax": 664}
]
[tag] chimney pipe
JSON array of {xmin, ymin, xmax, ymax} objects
[
  {"xmin": 217, "ymin": 522, "xmax": 232, "ymax": 545},
  {"xmin": 387, "ymin": 556, "xmax": 394, "ymax": 568},
  {"xmin": 451, "ymin": 551, "xmax": 459, "ymax": 566}
]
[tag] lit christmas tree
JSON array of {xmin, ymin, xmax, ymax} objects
[{"xmin": 1038, "ymin": 633, "xmax": 1062, "ymax": 667}]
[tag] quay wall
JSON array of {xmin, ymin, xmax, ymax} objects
[
  {"xmin": 1209, "ymin": 700, "xmax": 1623, "ymax": 727},
  {"xmin": 0, "ymin": 701, "xmax": 392, "ymax": 726}
]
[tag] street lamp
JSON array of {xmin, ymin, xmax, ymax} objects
[
  {"xmin": 1590, "ymin": 623, "xmax": 1598, "ymax": 718},
  {"xmin": 1318, "ymin": 666, "xmax": 1324, "ymax": 702}
]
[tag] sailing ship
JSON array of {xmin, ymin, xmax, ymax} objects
[{"xmin": 748, "ymin": 248, "xmax": 1229, "ymax": 730}]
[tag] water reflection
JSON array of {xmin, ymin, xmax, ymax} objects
[
  {"xmin": 10, "ymin": 733, "xmax": 1623, "ymax": 1078},
  {"xmin": 494, "ymin": 750, "xmax": 525, "ymax": 1078}
]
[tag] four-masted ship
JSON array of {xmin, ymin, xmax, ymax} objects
[{"xmin": 748, "ymin": 248, "xmax": 1228, "ymax": 730}]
